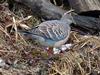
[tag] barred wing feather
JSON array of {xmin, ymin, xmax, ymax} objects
[{"xmin": 30, "ymin": 20, "xmax": 70, "ymax": 41}]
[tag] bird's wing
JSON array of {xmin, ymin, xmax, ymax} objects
[{"xmin": 30, "ymin": 20, "xmax": 70, "ymax": 41}]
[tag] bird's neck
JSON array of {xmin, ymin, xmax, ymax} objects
[{"xmin": 60, "ymin": 17, "xmax": 73, "ymax": 25}]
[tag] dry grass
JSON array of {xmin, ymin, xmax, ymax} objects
[{"xmin": 0, "ymin": 1, "xmax": 100, "ymax": 75}]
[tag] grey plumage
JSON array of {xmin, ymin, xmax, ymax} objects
[{"xmin": 20, "ymin": 10, "xmax": 73, "ymax": 49}]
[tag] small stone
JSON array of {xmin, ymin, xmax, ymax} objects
[
  {"xmin": 0, "ymin": 58, "xmax": 5, "ymax": 67},
  {"xmin": 53, "ymin": 48, "xmax": 60, "ymax": 54}
]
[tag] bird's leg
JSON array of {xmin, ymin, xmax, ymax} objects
[{"xmin": 46, "ymin": 47, "xmax": 54, "ymax": 55}]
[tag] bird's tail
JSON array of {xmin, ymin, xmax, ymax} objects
[
  {"xmin": 18, "ymin": 30, "xmax": 33, "ymax": 36},
  {"xmin": 18, "ymin": 30, "xmax": 42, "ymax": 41}
]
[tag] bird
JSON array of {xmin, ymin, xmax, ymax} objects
[{"xmin": 19, "ymin": 10, "xmax": 74, "ymax": 54}]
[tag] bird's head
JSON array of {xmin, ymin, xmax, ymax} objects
[{"xmin": 60, "ymin": 9, "xmax": 74, "ymax": 25}]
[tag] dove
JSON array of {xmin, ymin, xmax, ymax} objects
[{"xmin": 20, "ymin": 10, "xmax": 74, "ymax": 54}]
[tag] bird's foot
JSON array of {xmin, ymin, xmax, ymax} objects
[{"xmin": 43, "ymin": 44, "xmax": 73, "ymax": 55}]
